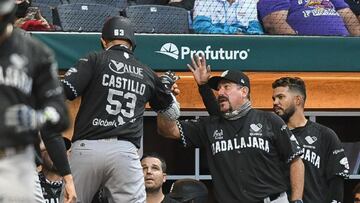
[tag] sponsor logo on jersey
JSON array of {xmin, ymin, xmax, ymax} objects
[
  {"xmin": 155, "ymin": 43, "xmax": 250, "ymax": 61},
  {"xmin": 301, "ymin": 148, "xmax": 321, "ymax": 168},
  {"xmin": 211, "ymin": 137, "xmax": 269, "ymax": 155},
  {"xmin": 92, "ymin": 118, "xmax": 118, "ymax": 127},
  {"xmin": 305, "ymin": 135, "xmax": 317, "ymax": 144},
  {"xmin": 249, "ymin": 123, "xmax": 262, "ymax": 136},
  {"xmin": 213, "ymin": 129, "xmax": 224, "ymax": 140},
  {"xmin": 0, "ymin": 54, "xmax": 33, "ymax": 95},
  {"xmin": 340, "ymin": 157, "xmax": 350, "ymax": 170},
  {"xmin": 303, "ymin": 144, "xmax": 316, "ymax": 149},
  {"xmin": 108, "ymin": 60, "xmax": 144, "ymax": 79},
  {"xmin": 332, "ymin": 148, "xmax": 344, "ymax": 155}
]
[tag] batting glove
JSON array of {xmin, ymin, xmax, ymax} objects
[
  {"xmin": 159, "ymin": 71, "xmax": 180, "ymax": 91},
  {"xmin": 5, "ymin": 104, "xmax": 60, "ymax": 132}
]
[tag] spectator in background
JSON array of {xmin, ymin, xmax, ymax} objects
[
  {"xmin": 39, "ymin": 137, "xmax": 72, "ymax": 203},
  {"xmin": 14, "ymin": 0, "xmax": 52, "ymax": 31},
  {"xmin": 129, "ymin": 0, "xmax": 194, "ymax": 10},
  {"xmin": 141, "ymin": 153, "xmax": 180, "ymax": 203},
  {"xmin": 192, "ymin": 0, "xmax": 264, "ymax": 34},
  {"xmin": 168, "ymin": 179, "xmax": 208, "ymax": 203},
  {"xmin": 345, "ymin": 0, "xmax": 360, "ymax": 22},
  {"xmin": 257, "ymin": 0, "xmax": 360, "ymax": 36}
]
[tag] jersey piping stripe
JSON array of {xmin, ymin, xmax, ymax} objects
[{"xmin": 61, "ymin": 79, "xmax": 78, "ymax": 98}]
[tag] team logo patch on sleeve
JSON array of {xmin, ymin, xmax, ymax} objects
[{"xmin": 340, "ymin": 157, "xmax": 349, "ymax": 170}]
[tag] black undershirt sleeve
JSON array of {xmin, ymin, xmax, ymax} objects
[
  {"xmin": 40, "ymin": 131, "xmax": 71, "ymax": 176},
  {"xmin": 326, "ymin": 176, "xmax": 344, "ymax": 202},
  {"xmin": 198, "ymin": 84, "xmax": 221, "ymax": 116}
]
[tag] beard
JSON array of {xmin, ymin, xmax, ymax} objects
[
  {"xmin": 145, "ymin": 185, "xmax": 162, "ymax": 193},
  {"xmin": 218, "ymin": 96, "xmax": 233, "ymax": 113},
  {"xmin": 278, "ymin": 103, "xmax": 296, "ymax": 123}
]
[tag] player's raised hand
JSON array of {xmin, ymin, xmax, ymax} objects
[{"xmin": 187, "ymin": 53, "xmax": 211, "ymax": 85}]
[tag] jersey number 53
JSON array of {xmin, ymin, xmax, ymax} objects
[{"xmin": 106, "ymin": 88, "xmax": 137, "ymax": 125}]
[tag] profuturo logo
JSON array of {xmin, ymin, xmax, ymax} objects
[
  {"xmin": 155, "ymin": 43, "xmax": 250, "ymax": 61},
  {"xmin": 155, "ymin": 43, "xmax": 179, "ymax": 59}
]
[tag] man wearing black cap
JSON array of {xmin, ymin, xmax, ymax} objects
[
  {"xmin": 61, "ymin": 16, "xmax": 180, "ymax": 202},
  {"xmin": 157, "ymin": 55, "xmax": 305, "ymax": 203},
  {"xmin": 0, "ymin": 0, "xmax": 76, "ymax": 202}
]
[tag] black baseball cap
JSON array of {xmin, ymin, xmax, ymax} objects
[{"xmin": 208, "ymin": 70, "xmax": 250, "ymax": 91}]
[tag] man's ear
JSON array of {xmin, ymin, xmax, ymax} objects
[
  {"xmin": 242, "ymin": 86, "xmax": 250, "ymax": 97},
  {"xmin": 163, "ymin": 173, "xmax": 167, "ymax": 183},
  {"xmin": 100, "ymin": 38, "xmax": 107, "ymax": 49},
  {"xmin": 295, "ymin": 95, "xmax": 302, "ymax": 106}
]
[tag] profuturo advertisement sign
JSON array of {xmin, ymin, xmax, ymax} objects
[{"xmin": 155, "ymin": 43, "xmax": 250, "ymax": 61}]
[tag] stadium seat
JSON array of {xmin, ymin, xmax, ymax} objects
[
  {"xmin": 53, "ymin": 3, "xmax": 120, "ymax": 32},
  {"xmin": 67, "ymin": 0, "xmax": 127, "ymax": 10},
  {"xmin": 125, "ymin": 5, "xmax": 189, "ymax": 34}
]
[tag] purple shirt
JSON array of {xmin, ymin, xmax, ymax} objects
[{"xmin": 257, "ymin": 0, "xmax": 350, "ymax": 36}]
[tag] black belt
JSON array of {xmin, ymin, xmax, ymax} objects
[
  {"xmin": 257, "ymin": 192, "xmax": 282, "ymax": 203},
  {"xmin": 0, "ymin": 145, "xmax": 27, "ymax": 159}
]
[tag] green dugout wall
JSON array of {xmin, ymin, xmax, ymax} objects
[{"xmin": 32, "ymin": 32, "xmax": 360, "ymax": 71}]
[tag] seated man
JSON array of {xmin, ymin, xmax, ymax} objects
[
  {"xmin": 257, "ymin": 0, "xmax": 360, "ymax": 36},
  {"xmin": 168, "ymin": 179, "xmax": 208, "ymax": 203},
  {"xmin": 141, "ymin": 153, "xmax": 180, "ymax": 203},
  {"xmin": 192, "ymin": 0, "xmax": 264, "ymax": 34}
]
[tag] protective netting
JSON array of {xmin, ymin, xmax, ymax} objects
[{"xmin": 30, "ymin": 0, "xmax": 360, "ymax": 36}]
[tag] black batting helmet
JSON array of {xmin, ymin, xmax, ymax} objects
[
  {"xmin": 168, "ymin": 179, "xmax": 208, "ymax": 203},
  {"xmin": 0, "ymin": 0, "xmax": 16, "ymax": 34},
  {"xmin": 101, "ymin": 16, "xmax": 136, "ymax": 51}
]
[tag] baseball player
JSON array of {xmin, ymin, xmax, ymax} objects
[
  {"xmin": 158, "ymin": 56, "xmax": 305, "ymax": 203},
  {"xmin": 61, "ymin": 16, "xmax": 180, "ymax": 202},
  {"xmin": 272, "ymin": 77, "xmax": 349, "ymax": 203},
  {"xmin": 141, "ymin": 153, "xmax": 180, "ymax": 203},
  {"xmin": 0, "ymin": 0, "xmax": 76, "ymax": 202}
]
